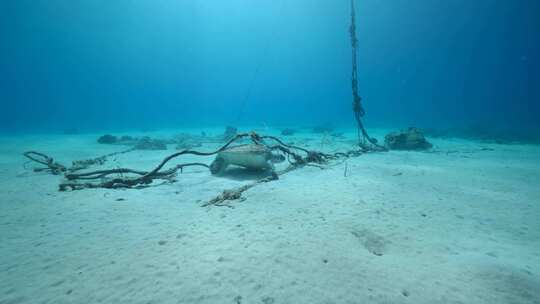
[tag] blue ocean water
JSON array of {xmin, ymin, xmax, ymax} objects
[
  {"xmin": 2, "ymin": 3, "xmax": 540, "ymax": 304},
  {"xmin": 1, "ymin": 0, "xmax": 538, "ymax": 137}
]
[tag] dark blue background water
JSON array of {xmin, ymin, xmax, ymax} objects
[{"xmin": 1, "ymin": 0, "xmax": 538, "ymax": 136}]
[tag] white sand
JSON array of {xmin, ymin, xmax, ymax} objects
[{"xmin": 1, "ymin": 128, "xmax": 539, "ymax": 304}]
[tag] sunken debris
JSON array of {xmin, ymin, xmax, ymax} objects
[{"xmin": 384, "ymin": 128, "xmax": 432, "ymax": 150}]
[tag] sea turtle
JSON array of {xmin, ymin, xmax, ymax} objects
[{"xmin": 210, "ymin": 144, "xmax": 285, "ymax": 175}]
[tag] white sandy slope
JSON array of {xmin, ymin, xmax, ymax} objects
[{"xmin": 0, "ymin": 128, "xmax": 539, "ymax": 304}]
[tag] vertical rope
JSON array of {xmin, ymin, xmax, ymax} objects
[{"xmin": 349, "ymin": 0, "xmax": 383, "ymax": 149}]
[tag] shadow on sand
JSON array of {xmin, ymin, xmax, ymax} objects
[{"xmin": 216, "ymin": 167, "xmax": 273, "ymax": 181}]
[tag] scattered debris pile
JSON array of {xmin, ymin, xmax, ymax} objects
[{"xmin": 384, "ymin": 128, "xmax": 432, "ymax": 150}]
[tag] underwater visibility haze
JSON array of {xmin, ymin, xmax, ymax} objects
[
  {"xmin": 1, "ymin": 0, "xmax": 538, "ymax": 135},
  {"xmin": 0, "ymin": 1, "xmax": 539, "ymax": 304}
]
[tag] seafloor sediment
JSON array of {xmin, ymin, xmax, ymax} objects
[{"xmin": 0, "ymin": 128, "xmax": 539, "ymax": 304}]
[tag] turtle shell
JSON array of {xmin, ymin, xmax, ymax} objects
[{"xmin": 221, "ymin": 144, "xmax": 269, "ymax": 155}]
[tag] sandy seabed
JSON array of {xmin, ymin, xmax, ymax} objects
[{"xmin": 0, "ymin": 128, "xmax": 539, "ymax": 304}]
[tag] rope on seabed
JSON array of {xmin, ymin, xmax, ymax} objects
[
  {"xmin": 23, "ymin": 151, "xmax": 67, "ymax": 175},
  {"xmin": 22, "ymin": 132, "xmax": 382, "ymax": 205}
]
